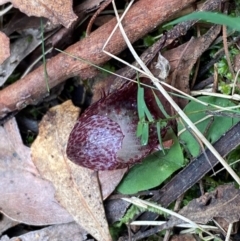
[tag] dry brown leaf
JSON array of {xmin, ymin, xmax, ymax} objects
[
  {"xmin": 0, "ymin": 0, "xmax": 77, "ymax": 28},
  {"xmin": 164, "ymin": 25, "xmax": 221, "ymax": 108},
  {"xmin": 94, "ymin": 15, "xmax": 114, "ymax": 27},
  {"xmin": 31, "ymin": 100, "xmax": 112, "ymax": 241},
  {"xmin": 0, "ymin": 32, "xmax": 9, "ymax": 64},
  {"xmin": 163, "ymin": 184, "xmax": 240, "ymax": 230},
  {"xmin": 0, "ymin": 118, "xmax": 73, "ymax": 225},
  {"xmin": 99, "ymin": 168, "xmax": 127, "ymax": 200}
]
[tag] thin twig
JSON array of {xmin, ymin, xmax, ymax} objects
[{"xmin": 86, "ymin": 0, "xmax": 112, "ymax": 36}]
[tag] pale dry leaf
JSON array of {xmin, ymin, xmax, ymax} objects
[
  {"xmin": 0, "ymin": 214, "xmax": 18, "ymax": 235},
  {"xmin": 105, "ymin": 199, "xmax": 130, "ymax": 225},
  {"xmin": 99, "ymin": 168, "xmax": 127, "ymax": 200},
  {"xmin": 0, "ymin": 0, "xmax": 77, "ymax": 28},
  {"xmin": 31, "ymin": 100, "xmax": 112, "ymax": 241},
  {"xmin": 0, "ymin": 235, "xmax": 9, "ymax": 241},
  {"xmin": 7, "ymin": 222, "xmax": 87, "ymax": 241},
  {"xmin": 0, "ymin": 32, "xmax": 10, "ymax": 64},
  {"xmin": 0, "ymin": 118, "xmax": 73, "ymax": 225}
]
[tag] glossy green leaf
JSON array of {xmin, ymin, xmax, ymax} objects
[
  {"xmin": 178, "ymin": 96, "xmax": 240, "ymax": 157},
  {"xmin": 117, "ymin": 129, "xmax": 184, "ymax": 194},
  {"xmin": 152, "ymin": 91, "xmax": 170, "ymax": 118}
]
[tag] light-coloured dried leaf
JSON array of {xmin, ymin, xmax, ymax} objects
[
  {"xmin": 105, "ymin": 199, "xmax": 130, "ymax": 225},
  {"xmin": 99, "ymin": 168, "xmax": 127, "ymax": 200},
  {"xmin": 0, "ymin": 32, "xmax": 10, "ymax": 64},
  {"xmin": 31, "ymin": 100, "xmax": 112, "ymax": 241},
  {"xmin": 0, "ymin": 118, "xmax": 73, "ymax": 225},
  {"xmin": 0, "ymin": 0, "xmax": 77, "ymax": 28},
  {"xmin": 0, "ymin": 214, "xmax": 18, "ymax": 235},
  {"xmin": 8, "ymin": 222, "xmax": 87, "ymax": 241}
]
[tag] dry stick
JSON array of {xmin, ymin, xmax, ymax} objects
[
  {"xmin": 106, "ymin": 0, "xmax": 240, "ymax": 185},
  {"xmin": 158, "ymin": 121, "xmax": 240, "ymax": 208},
  {"xmin": 0, "ymin": 0, "xmax": 194, "ymax": 119},
  {"xmin": 86, "ymin": 0, "xmax": 112, "ymax": 36}
]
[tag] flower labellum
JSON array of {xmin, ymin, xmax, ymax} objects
[{"xmin": 67, "ymin": 82, "xmax": 165, "ymax": 170}]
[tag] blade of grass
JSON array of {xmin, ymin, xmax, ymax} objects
[
  {"xmin": 164, "ymin": 11, "xmax": 240, "ymax": 31},
  {"xmin": 137, "ymin": 81, "xmax": 145, "ymax": 121},
  {"xmin": 40, "ymin": 18, "xmax": 50, "ymax": 92},
  {"xmin": 152, "ymin": 90, "xmax": 170, "ymax": 118},
  {"xmin": 136, "ymin": 122, "xmax": 143, "ymax": 137}
]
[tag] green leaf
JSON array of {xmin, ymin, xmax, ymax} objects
[
  {"xmin": 141, "ymin": 122, "xmax": 149, "ymax": 145},
  {"xmin": 136, "ymin": 122, "xmax": 143, "ymax": 137},
  {"xmin": 117, "ymin": 129, "xmax": 184, "ymax": 194},
  {"xmin": 164, "ymin": 11, "xmax": 240, "ymax": 31},
  {"xmin": 137, "ymin": 85, "xmax": 145, "ymax": 120},
  {"xmin": 152, "ymin": 91, "xmax": 170, "ymax": 118},
  {"xmin": 143, "ymin": 35, "xmax": 155, "ymax": 47},
  {"xmin": 143, "ymin": 103, "xmax": 154, "ymax": 122},
  {"xmin": 178, "ymin": 96, "xmax": 240, "ymax": 157}
]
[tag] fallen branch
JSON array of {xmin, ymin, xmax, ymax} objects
[{"xmin": 0, "ymin": 0, "xmax": 193, "ymax": 118}]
